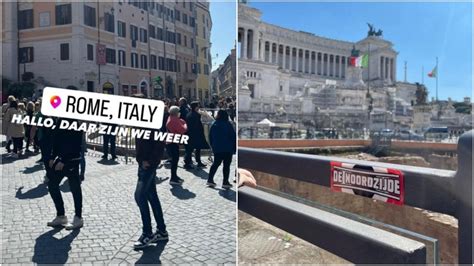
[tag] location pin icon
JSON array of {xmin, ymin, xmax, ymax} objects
[{"xmin": 50, "ymin": 95, "xmax": 61, "ymax": 109}]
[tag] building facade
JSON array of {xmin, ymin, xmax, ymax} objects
[
  {"xmin": 2, "ymin": 1, "xmax": 212, "ymax": 103},
  {"xmin": 212, "ymin": 47, "xmax": 236, "ymax": 98},
  {"xmin": 195, "ymin": 1, "xmax": 212, "ymax": 104},
  {"xmin": 238, "ymin": 3, "xmax": 417, "ymax": 131},
  {"xmin": 174, "ymin": 1, "xmax": 197, "ymax": 100}
]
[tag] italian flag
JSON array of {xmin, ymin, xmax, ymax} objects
[
  {"xmin": 350, "ymin": 54, "xmax": 368, "ymax": 68},
  {"xmin": 428, "ymin": 66, "xmax": 437, "ymax": 78}
]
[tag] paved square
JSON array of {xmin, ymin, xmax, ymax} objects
[{"xmin": 1, "ymin": 149, "xmax": 236, "ymax": 265}]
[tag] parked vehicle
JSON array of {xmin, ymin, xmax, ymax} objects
[{"xmin": 424, "ymin": 127, "xmax": 449, "ymax": 140}]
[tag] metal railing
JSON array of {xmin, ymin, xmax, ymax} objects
[{"xmin": 238, "ymin": 130, "xmax": 473, "ymax": 264}]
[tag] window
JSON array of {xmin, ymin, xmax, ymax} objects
[
  {"xmin": 157, "ymin": 27, "xmax": 163, "ymax": 40},
  {"xmin": 56, "ymin": 4, "xmax": 72, "ymax": 25},
  {"xmin": 130, "ymin": 25, "xmax": 138, "ymax": 41},
  {"xmin": 106, "ymin": 48, "xmax": 116, "ymax": 64},
  {"xmin": 118, "ymin": 21, "xmax": 126, "ymax": 37},
  {"xmin": 177, "ymin": 60, "xmax": 181, "ymax": 72},
  {"xmin": 176, "ymin": 33, "xmax": 181, "ymax": 45},
  {"xmin": 118, "ymin": 50, "xmax": 126, "ymax": 66},
  {"xmin": 18, "ymin": 9, "xmax": 34, "ymax": 29},
  {"xmin": 175, "ymin": 10, "xmax": 180, "ymax": 21},
  {"xmin": 60, "ymin": 43, "xmax": 69, "ymax": 60},
  {"xmin": 140, "ymin": 55, "xmax": 148, "ymax": 69},
  {"xmin": 185, "ymin": 62, "xmax": 188, "ymax": 73},
  {"xmin": 184, "ymin": 35, "xmax": 187, "ymax": 47},
  {"xmin": 191, "ymin": 38, "xmax": 194, "ymax": 49},
  {"xmin": 87, "ymin": 44, "xmax": 94, "ymax": 61},
  {"xmin": 190, "ymin": 17, "xmax": 195, "ymax": 27},
  {"xmin": 84, "ymin": 5, "xmax": 96, "ymax": 27},
  {"xmin": 196, "ymin": 44, "xmax": 199, "ymax": 56},
  {"xmin": 87, "ymin": 81, "xmax": 94, "ymax": 92},
  {"xmin": 189, "ymin": 2, "xmax": 193, "ymax": 11},
  {"xmin": 104, "ymin": 12, "xmax": 114, "ymax": 33},
  {"xmin": 166, "ymin": 58, "xmax": 176, "ymax": 72},
  {"xmin": 139, "ymin": 28, "xmax": 148, "ymax": 43},
  {"xmin": 203, "ymin": 27, "xmax": 206, "ymax": 39},
  {"xmin": 150, "ymin": 55, "xmax": 157, "ymax": 69},
  {"xmin": 158, "ymin": 56, "xmax": 165, "ymax": 70},
  {"xmin": 149, "ymin": 25, "xmax": 156, "ymax": 39},
  {"xmin": 183, "ymin": 14, "xmax": 188, "ymax": 24},
  {"xmin": 166, "ymin": 31, "xmax": 175, "ymax": 44},
  {"xmin": 131, "ymin": 53, "xmax": 138, "ymax": 68},
  {"xmin": 204, "ymin": 64, "xmax": 209, "ymax": 75},
  {"xmin": 18, "ymin": 47, "xmax": 34, "ymax": 63},
  {"xmin": 202, "ymin": 14, "xmax": 205, "ymax": 23}
]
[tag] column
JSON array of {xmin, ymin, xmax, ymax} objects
[
  {"xmin": 242, "ymin": 28, "xmax": 248, "ymax": 59},
  {"xmin": 296, "ymin": 49, "xmax": 300, "ymax": 72},
  {"xmin": 289, "ymin": 47, "xmax": 293, "ymax": 71},
  {"xmin": 316, "ymin": 52, "xmax": 320, "ymax": 75},
  {"xmin": 282, "ymin": 45, "xmax": 286, "ymax": 69},
  {"xmin": 252, "ymin": 30, "xmax": 258, "ymax": 60},
  {"xmin": 332, "ymin": 55, "xmax": 336, "ymax": 77},
  {"xmin": 325, "ymin": 54, "xmax": 329, "ymax": 76},
  {"xmin": 337, "ymin": 56, "xmax": 342, "ymax": 78},
  {"xmin": 259, "ymin": 39, "xmax": 265, "ymax": 61},
  {"xmin": 302, "ymin": 49, "xmax": 308, "ymax": 73},
  {"xmin": 392, "ymin": 58, "xmax": 396, "ymax": 82},
  {"xmin": 388, "ymin": 57, "xmax": 392, "ymax": 82},
  {"xmin": 380, "ymin": 56, "xmax": 384, "ymax": 80}
]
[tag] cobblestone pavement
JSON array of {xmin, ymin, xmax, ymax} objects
[{"xmin": 1, "ymin": 149, "xmax": 236, "ymax": 265}]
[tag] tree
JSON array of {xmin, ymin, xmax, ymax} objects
[
  {"xmin": 415, "ymin": 82, "xmax": 428, "ymax": 105},
  {"xmin": 7, "ymin": 82, "xmax": 36, "ymax": 99}
]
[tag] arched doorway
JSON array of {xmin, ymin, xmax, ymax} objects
[
  {"xmin": 140, "ymin": 80, "xmax": 148, "ymax": 97},
  {"xmin": 103, "ymin": 82, "xmax": 114, "ymax": 94}
]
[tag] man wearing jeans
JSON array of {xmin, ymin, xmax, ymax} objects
[
  {"xmin": 46, "ymin": 118, "xmax": 84, "ymax": 230},
  {"xmin": 134, "ymin": 128, "xmax": 168, "ymax": 249}
]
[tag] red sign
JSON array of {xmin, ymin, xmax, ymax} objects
[
  {"xmin": 330, "ymin": 161, "xmax": 405, "ymax": 205},
  {"xmin": 96, "ymin": 43, "xmax": 106, "ymax": 65}
]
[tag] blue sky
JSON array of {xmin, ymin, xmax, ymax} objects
[
  {"xmin": 250, "ymin": 2, "xmax": 472, "ymax": 101},
  {"xmin": 210, "ymin": 1, "xmax": 236, "ymax": 71}
]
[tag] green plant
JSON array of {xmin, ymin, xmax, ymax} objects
[{"xmin": 7, "ymin": 82, "xmax": 36, "ymax": 99}]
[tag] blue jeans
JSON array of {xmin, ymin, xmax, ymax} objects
[{"xmin": 134, "ymin": 164, "xmax": 166, "ymax": 236}]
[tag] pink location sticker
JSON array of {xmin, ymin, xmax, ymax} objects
[{"xmin": 50, "ymin": 95, "xmax": 61, "ymax": 109}]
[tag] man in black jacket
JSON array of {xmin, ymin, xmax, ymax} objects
[
  {"xmin": 46, "ymin": 118, "xmax": 84, "ymax": 230},
  {"xmin": 133, "ymin": 128, "xmax": 168, "ymax": 249},
  {"xmin": 184, "ymin": 101, "xmax": 209, "ymax": 169}
]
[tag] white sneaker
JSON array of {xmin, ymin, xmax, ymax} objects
[
  {"xmin": 65, "ymin": 215, "xmax": 83, "ymax": 230},
  {"xmin": 47, "ymin": 215, "xmax": 68, "ymax": 227}
]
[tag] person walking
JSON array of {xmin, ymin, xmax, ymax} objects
[
  {"xmin": 166, "ymin": 106, "xmax": 187, "ymax": 185},
  {"xmin": 3, "ymin": 95, "xmax": 16, "ymax": 153},
  {"xmin": 46, "ymin": 118, "xmax": 84, "ymax": 230},
  {"xmin": 206, "ymin": 110, "xmax": 236, "ymax": 189},
  {"xmin": 24, "ymin": 101, "xmax": 35, "ymax": 153},
  {"xmin": 4, "ymin": 100, "xmax": 25, "ymax": 158},
  {"xmin": 184, "ymin": 101, "xmax": 209, "ymax": 169},
  {"xmin": 102, "ymin": 123, "xmax": 117, "ymax": 160},
  {"xmin": 134, "ymin": 126, "xmax": 168, "ymax": 249}
]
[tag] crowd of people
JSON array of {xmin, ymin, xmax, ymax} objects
[{"xmin": 2, "ymin": 93, "xmax": 238, "ymax": 250}]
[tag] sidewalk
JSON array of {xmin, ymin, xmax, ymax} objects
[{"xmin": 1, "ymin": 148, "xmax": 236, "ymax": 264}]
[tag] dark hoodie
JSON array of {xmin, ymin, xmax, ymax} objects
[
  {"xmin": 50, "ymin": 118, "xmax": 83, "ymax": 162},
  {"xmin": 135, "ymin": 129, "xmax": 165, "ymax": 168}
]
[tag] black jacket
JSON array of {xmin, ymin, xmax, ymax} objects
[
  {"xmin": 51, "ymin": 119, "xmax": 83, "ymax": 162},
  {"xmin": 185, "ymin": 111, "xmax": 209, "ymax": 149},
  {"xmin": 136, "ymin": 129, "xmax": 165, "ymax": 168}
]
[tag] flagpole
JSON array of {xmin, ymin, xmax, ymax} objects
[
  {"xmin": 367, "ymin": 42, "xmax": 371, "ymax": 122},
  {"xmin": 436, "ymin": 56, "xmax": 438, "ymax": 102}
]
